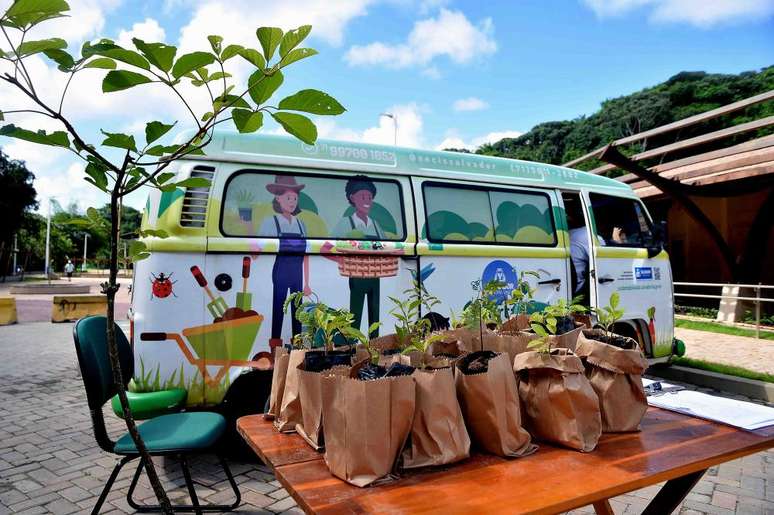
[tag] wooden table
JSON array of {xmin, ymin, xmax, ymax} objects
[{"xmin": 238, "ymin": 409, "xmax": 774, "ymax": 514}]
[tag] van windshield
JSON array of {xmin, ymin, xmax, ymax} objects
[
  {"xmin": 221, "ymin": 170, "xmax": 406, "ymax": 241},
  {"xmin": 589, "ymin": 193, "xmax": 652, "ymax": 248}
]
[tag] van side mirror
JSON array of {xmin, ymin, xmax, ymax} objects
[{"xmin": 646, "ymin": 221, "xmax": 667, "ymax": 258}]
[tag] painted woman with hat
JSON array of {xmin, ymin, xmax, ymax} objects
[{"xmin": 259, "ymin": 175, "xmax": 312, "ymax": 351}]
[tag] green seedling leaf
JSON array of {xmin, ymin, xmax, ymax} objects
[
  {"xmin": 0, "ymin": 124, "xmax": 69, "ymax": 147},
  {"xmin": 84, "ymin": 162, "xmax": 108, "ymax": 191},
  {"xmin": 3, "ymin": 0, "xmax": 69, "ymax": 29},
  {"xmin": 232, "ymin": 109, "xmax": 263, "ymax": 133},
  {"xmin": 278, "ymin": 89, "xmax": 345, "ymax": 115},
  {"xmin": 247, "ymin": 69, "xmax": 283, "ymax": 105},
  {"xmin": 14, "ymin": 37, "xmax": 66, "ymax": 57},
  {"xmin": 280, "ymin": 47, "xmax": 317, "ymax": 67},
  {"xmin": 97, "ymin": 47, "xmax": 150, "ymax": 70},
  {"xmin": 102, "ymin": 70, "xmax": 152, "ymax": 92},
  {"xmin": 207, "ymin": 35, "xmax": 223, "ymax": 55},
  {"xmin": 610, "ymin": 292, "xmax": 620, "ymax": 310},
  {"xmin": 155, "ymin": 172, "xmax": 175, "ymax": 184},
  {"xmin": 144, "ymin": 121, "xmax": 175, "ymax": 144},
  {"xmin": 172, "ymin": 51, "xmax": 215, "ymax": 79},
  {"xmin": 83, "ymin": 57, "xmax": 116, "ymax": 69},
  {"xmin": 176, "ymin": 177, "xmax": 211, "ymax": 188},
  {"xmin": 221, "ymin": 44, "xmax": 244, "ymax": 61},
  {"xmin": 42, "ymin": 48, "xmax": 74, "ymax": 71},
  {"xmin": 279, "ymin": 25, "xmax": 311, "ymax": 57},
  {"xmin": 256, "ymin": 27, "xmax": 283, "ymax": 61},
  {"xmin": 132, "ymin": 38, "xmax": 177, "ymax": 72},
  {"xmin": 100, "ymin": 130, "xmax": 136, "ymax": 151},
  {"xmin": 214, "ymin": 93, "xmax": 251, "ymax": 111},
  {"xmin": 238, "ymin": 48, "xmax": 266, "ymax": 68},
  {"xmin": 145, "ymin": 144, "xmax": 179, "ymax": 156}
]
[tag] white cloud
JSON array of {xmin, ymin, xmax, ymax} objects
[
  {"xmin": 116, "ymin": 18, "xmax": 166, "ymax": 48},
  {"xmin": 177, "ymin": 0, "xmax": 374, "ymax": 52},
  {"xmin": 436, "ymin": 129, "xmax": 523, "ymax": 151},
  {"xmin": 453, "ymin": 97, "xmax": 489, "ymax": 112},
  {"xmin": 35, "ymin": 162, "xmax": 110, "ymax": 213},
  {"xmin": 582, "ymin": 0, "xmax": 774, "ymax": 27},
  {"xmin": 315, "ymin": 103, "xmax": 425, "ymax": 148},
  {"xmin": 345, "ymin": 8, "xmax": 496, "ymax": 72}
]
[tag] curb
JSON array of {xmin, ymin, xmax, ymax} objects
[{"xmin": 651, "ymin": 365, "xmax": 774, "ymax": 403}]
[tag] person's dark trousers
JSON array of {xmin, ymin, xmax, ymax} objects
[
  {"xmin": 271, "ymin": 255, "xmax": 303, "ymax": 339},
  {"xmin": 349, "ymin": 277, "xmax": 380, "ymax": 337}
]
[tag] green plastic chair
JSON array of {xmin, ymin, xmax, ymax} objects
[{"xmin": 73, "ymin": 316, "xmax": 241, "ymax": 514}]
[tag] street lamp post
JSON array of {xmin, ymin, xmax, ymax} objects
[
  {"xmin": 44, "ymin": 198, "xmax": 52, "ymax": 282},
  {"xmin": 82, "ymin": 233, "xmax": 89, "ymax": 272},
  {"xmin": 380, "ymin": 112, "xmax": 397, "ymax": 146}
]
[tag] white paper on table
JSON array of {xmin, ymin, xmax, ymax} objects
[
  {"xmin": 648, "ymin": 390, "xmax": 774, "ymax": 430},
  {"xmin": 642, "ymin": 378, "xmax": 680, "ymax": 390}
]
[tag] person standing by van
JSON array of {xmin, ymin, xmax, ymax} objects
[
  {"xmin": 333, "ymin": 175, "xmax": 383, "ymax": 337},
  {"xmin": 259, "ymin": 176, "xmax": 312, "ymax": 351},
  {"xmin": 64, "ymin": 259, "xmax": 75, "ymax": 282}
]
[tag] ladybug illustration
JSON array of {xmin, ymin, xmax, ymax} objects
[{"xmin": 150, "ymin": 272, "xmax": 177, "ymax": 299}]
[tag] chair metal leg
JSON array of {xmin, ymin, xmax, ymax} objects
[
  {"xmin": 126, "ymin": 453, "xmax": 241, "ymax": 513},
  {"xmin": 180, "ymin": 455, "xmax": 203, "ymax": 515},
  {"xmin": 92, "ymin": 455, "xmax": 135, "ymax": 515}
]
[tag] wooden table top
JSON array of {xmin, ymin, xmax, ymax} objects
[{"xmin": 237, "ymin": 409, "xmax": 774, "ymax": 515}]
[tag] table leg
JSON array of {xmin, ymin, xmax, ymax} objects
[
  {"xmin": 641, "ymin": 469, "xmax": 706, "ymax": 515},
  {"xmin": 593, "ymin": 499, "xmax": 615, "ymax": 515}
]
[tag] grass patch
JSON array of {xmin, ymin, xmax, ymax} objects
[
  {"xmin": 672, "ymin": 356, "xmax": 774, "ymax": 383},
  {"xmin": 675, "ymin": 318, "xmax": 774, "ymax": 341}
]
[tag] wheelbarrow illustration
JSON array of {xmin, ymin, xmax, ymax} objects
[{"xmin": 140, "ymin": 314, "xmax": 268, "ymax": 386}]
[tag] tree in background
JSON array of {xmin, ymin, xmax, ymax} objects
[
  {"xmin": 477, "ymin": 67, "xmax": 774, "ymax": 173},
  {"xmin": 0, "ymin": 148, "xmax": 37, "ymax": 276},
  {"xmin": 0, "ymin": 0, "xmax": 344, "ymax": 510}
]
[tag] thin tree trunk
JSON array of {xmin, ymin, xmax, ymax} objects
[{"xmin": 105, "ymin": 192, "xmax": 173, "ymax": 513}]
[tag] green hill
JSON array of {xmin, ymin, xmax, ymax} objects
[{"xmin": 474, "ymin": 67, "xmax": 774, "ymax": 175}]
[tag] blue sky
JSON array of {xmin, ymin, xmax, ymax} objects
[{"xmin": 1, "ymin": 0, "xmax": 772, "ymax": 211}]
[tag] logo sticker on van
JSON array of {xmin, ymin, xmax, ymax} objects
[
  {"xmin": 635, "ymin": 267, "xmax": 653, "ymax": 280},
  {"xmin": 482, "ymin": 260, "xmax": 517, "ymax": 303}
]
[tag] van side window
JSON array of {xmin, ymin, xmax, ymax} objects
[
  {"xmin": 490, "ymin": 190, "xmax": 556, "ymax": 245},
  {"xmin": 423, "ymin": 183, "xmax": 556, "ymax": 246},
  {"xmin": 221, "ymin": 171, "xmax": 405, "ymax": 240},
  {"xmin": 589, "ymin": 193, "xmax": 652, "ymax": 247}
]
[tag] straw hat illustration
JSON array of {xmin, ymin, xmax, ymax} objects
[{"xmin": 266, "ymin": 175, "xmax": 305, "ymax": 195}]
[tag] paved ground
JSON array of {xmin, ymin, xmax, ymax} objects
[
  {"xmin": 0, "ymin": 277, "xmax": 130, "ymax": 323},
  {"xmin": 0, "ymin": 322, "xmax": 772, "ymax": 515},
  {"xmin": 676, "ymin": 327, "xmax": 774, "ymax": 375}
]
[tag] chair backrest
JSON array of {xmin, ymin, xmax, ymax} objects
[{"xmin": 73, "ymin": 316, "xmax": 134, "ymax": 411}]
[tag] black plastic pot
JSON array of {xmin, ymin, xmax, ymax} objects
[{"xmin": 303, "ymin": 350, "xmax": 352, "ymax": 373}]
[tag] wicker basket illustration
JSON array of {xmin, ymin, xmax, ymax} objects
[{"xmin": 337, "ymin": 252, "xmax": 399, "ymax": 278}]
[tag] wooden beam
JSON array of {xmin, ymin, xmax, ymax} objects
[
  {"xmin": 589, "ymin": 116, "xmax": 774, "ymax": 175},
  {"xmin": 563, "ymin": 89, "xmax": 774, "ymax": 167},
  {"xmin": 616, "ymin": 135, "xmax": 774, "ymax": 183},
  {"xmin": 627, "ymin": 149, "xmax": 774, "ymax": 187}
]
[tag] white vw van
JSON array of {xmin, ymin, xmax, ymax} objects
[{"xmin": 130, "ymin": 132, "xmax": 676, "ymax": 412}]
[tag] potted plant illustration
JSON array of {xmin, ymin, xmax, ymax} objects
[{"xmin": 234, "ymin": 189, "xmax": 255, "ymax": 222}]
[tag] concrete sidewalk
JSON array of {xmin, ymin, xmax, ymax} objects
[
  {"xmin": 0, "ymin": 322, "xmax": 771, "ymax": 514},
  {"xmin": 677, "ymin": 327, "xmax": 774, "ymax": 375}
]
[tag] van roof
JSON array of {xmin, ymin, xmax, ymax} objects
[{"xmin": 184, "ymin": 131, "xmax": 633, "ymax": 194}]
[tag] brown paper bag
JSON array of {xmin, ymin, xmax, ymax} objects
[
  {"xmin": 274, "ymin": 349, "xmax": 306, "ymax": 433},
  {"xmin": 402, "ymin": 367, "xmax": 470, "ymax": 469},
  {"xmin": 321, "ymin": 367, "xmax": 416, "ymax": 487},
  {"xmin": 490, "ymin": 331, "xmax": 537, "ymax": 364},
  {"xmin": 513, "ymin": 349, "xmax": 601, "ymax": 452},
  {"xmin": 297, "ymin": 365, "xmax": 350, "ymax": 450},
  {"xmin": 455, "ymin": 352, "xmax": 535, "ymax": 458},
  {"xmin": 575, "ymin": 330, "xmax": 649, "ymax": 432},
  {"xmin": 264, "ymin": 347, "xmax": 289, "ymax": 420},
  {"xmin": 550, "ymin": 324, "xmax": 584, "ymax": 352},
  {"xmin": 501, "ymin": 314, "xmax": 531, "ymax": 333}
]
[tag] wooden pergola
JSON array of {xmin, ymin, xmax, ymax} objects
[{"xmin": 565, "ymin": 90, "xmax": 774, "ymax": 283}]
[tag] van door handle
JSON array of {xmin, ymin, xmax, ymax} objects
[
  {"xmin": 598, "ymin": 276, "xmax": 615, "ymax": 284},
  {"xmin": 538, "ymin": 278, "xmax": 561, "ymax": 285}
]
